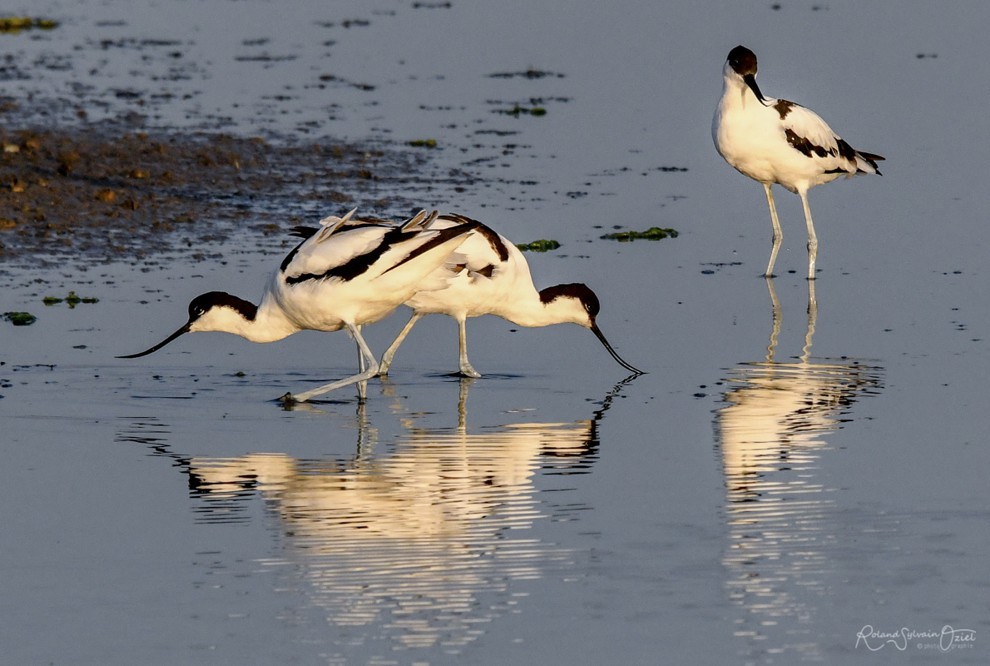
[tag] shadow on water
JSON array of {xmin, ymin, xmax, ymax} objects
[
  {"xmin": 115, "ymin": 374, "xmax": 637, "ymax": 657},
  {"xmin": 714, "ymin": 280, "xmax": 884, "ymax": 662}
]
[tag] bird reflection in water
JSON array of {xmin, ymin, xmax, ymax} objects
[
  {"xmin": 183, "ymin": 375, "xmax": 635, "ymax": 654},
  {"xmin": 716, "ymin": 280, "xmax": 882, "ymax": 661}
]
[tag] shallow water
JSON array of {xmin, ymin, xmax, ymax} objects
[{"xmin": 3, "ymin": 1, "xmax": 990, "ymax": 664}]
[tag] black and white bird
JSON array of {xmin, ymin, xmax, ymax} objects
[
  {"xmin": 118, "ymin": 209, "xmax": 479, "ymax": 403},
  {"xmin": 375, "ymin": 213, "xmax": 643, "ymax": 378},
  {"xmin": 712, "ymin": 45, "xmax": 883, "ymax": 279}
]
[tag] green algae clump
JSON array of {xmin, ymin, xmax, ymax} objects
[
  {"xmin": 600, "ymin": 227, "xmax": 679, "ymax": 242},
  {"xmin": 516, "ymin": 239, "xmax": 561, "ymax": 252}
]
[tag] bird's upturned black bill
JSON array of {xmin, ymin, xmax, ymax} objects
[
  {"xmin": 591, "ymin": 324, "xmax": 645, "ymax": 375},
  {"xmin": 116, "ymin": 321, "xmax": 191, "ymax": 359},
  {"xmin": 743, "ymin": 74, "xmax": 767, "ymax": 104}
]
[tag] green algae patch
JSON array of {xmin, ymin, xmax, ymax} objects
[
  {"xmin": 2, "ymin": 311, "xmax": 37, "ymax": 326},
  {"xmin": 0, "ymin": 17, "xmax": 59, "ymax": 33},
  {"xmin": 43, "ymin": 291, "xmax": 100, "ymax": 308},
  {"xmin": 516, "ymin": 239, "xmax": 560, "ymax": 252},
  {"xmin": 601, "ymin": 227, "xmax": 679, "ymax": 242}
]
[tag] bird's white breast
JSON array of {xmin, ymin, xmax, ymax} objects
[{"xmin": 714, "ymin": 83, "xmax": 847, "ymax": 192}]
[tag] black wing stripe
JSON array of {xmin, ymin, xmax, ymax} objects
[
  {"xmin": 442, "ymin": 213, "xmax": 510, "ymax": 262},
  {"xmin": 285, "ymin": 226, "xmax": 409, "ymax": 284},
  {"xmin": 382, "ymin": 221, "xmax": 480, "ymax": 276}
]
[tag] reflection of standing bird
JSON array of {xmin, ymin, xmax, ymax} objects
[
  {"xmin": 716, "ymin": 279, "xmax": 883, "ymax": 659},
  {"xmin": 713, "ymin": 45, "xmax": 883, "ymax": 279},
  {"xmin": 118, "ymin": 210, "xmax": 479, "ymax": 402},
  {"xmin": 376, "ymin": 214, "xmax": 643, "ymax": 378}
]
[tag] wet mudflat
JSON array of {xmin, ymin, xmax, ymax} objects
[
  {"xmin": 0, "ymin": 124, "xmax": 447, "ymax": 264},
  {"xmin": 3, "ymin": 1, "xmax": 989, "ymax": 665}
]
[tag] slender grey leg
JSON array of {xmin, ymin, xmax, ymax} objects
[
  {"xmin": 457, "ymin": 317, "xmax": 481, "ymax": 378},
  {"xmin": 763, "ymin": 183, "xmax": 783, "ymax": 278},
  {"xmin": 290, "ymin": 322, "xmax": 380, "ymax": 402},
  {"xmin": 799, "ymin": 188, "xmax": 818, "ymax": 280},
  {"xmin": 355, "ymin": 324, "xmax": 365, "ymax": 374},
  {"xmin": 379, "ymin": 312, "xmax": 422, "ymax": 376}
]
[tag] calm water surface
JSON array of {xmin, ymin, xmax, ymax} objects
[{"xmin": 2, "ymin": 1, "xmax": 989, "ymax": 664}]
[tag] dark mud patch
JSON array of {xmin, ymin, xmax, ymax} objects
[
  {"xmin": 488, "ymin": 69, "xmax": 565, "ymax": 80},
  {"xmin": 0, "ymin": 122, "xmax": 475, "ymax": 268}
]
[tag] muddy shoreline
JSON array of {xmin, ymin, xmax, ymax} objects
[
  {"xmin": 0, "ymin": 120, "xmax": 475, "ymax": 267},
  {"xmin": 0, "ymin": 7, "xmax": 480, "ymax": 268}
]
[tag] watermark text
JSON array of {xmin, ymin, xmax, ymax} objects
[{"xmin": 856, "ymin": 624, "xmax": 976, "ymax": 652}]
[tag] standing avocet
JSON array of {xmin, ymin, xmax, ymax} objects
[
  {"xmin": 118, "ymin": 209, "xmax": 479, "ymax": 403},
  {"xmin": 371, "ymin": 213, "xmax": 643, "ymax": 377},
  {"xmin": 712, "ymin": 45, "xmax": 883, "ymax": 279}
]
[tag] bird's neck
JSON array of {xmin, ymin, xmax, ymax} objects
[
  {"xmin": 500, "ymin": 288, "xmax": 577, "ymax": 328},
  {"xmin": 721, "ymin": 76, "xmax": 765, "ymax": 111},
  {"xmin": 210, "ymin": 295, "xmax": 297, "ymax": 343},
  {"xmin": 243, "ymin": 297, "xmax": 300, "ymax": 342}
]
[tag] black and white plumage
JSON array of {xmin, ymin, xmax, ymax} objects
[
  {"xmin": 118, "ymin": 209, "xmax": 479, "ymax": 403},
  {"xmin": 375, "ymin": 214, "xmax": 643, "ymax": 378},
  {"xmin": 712, "ymin": 45, "xmax": 883, "ymax": 279}
]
